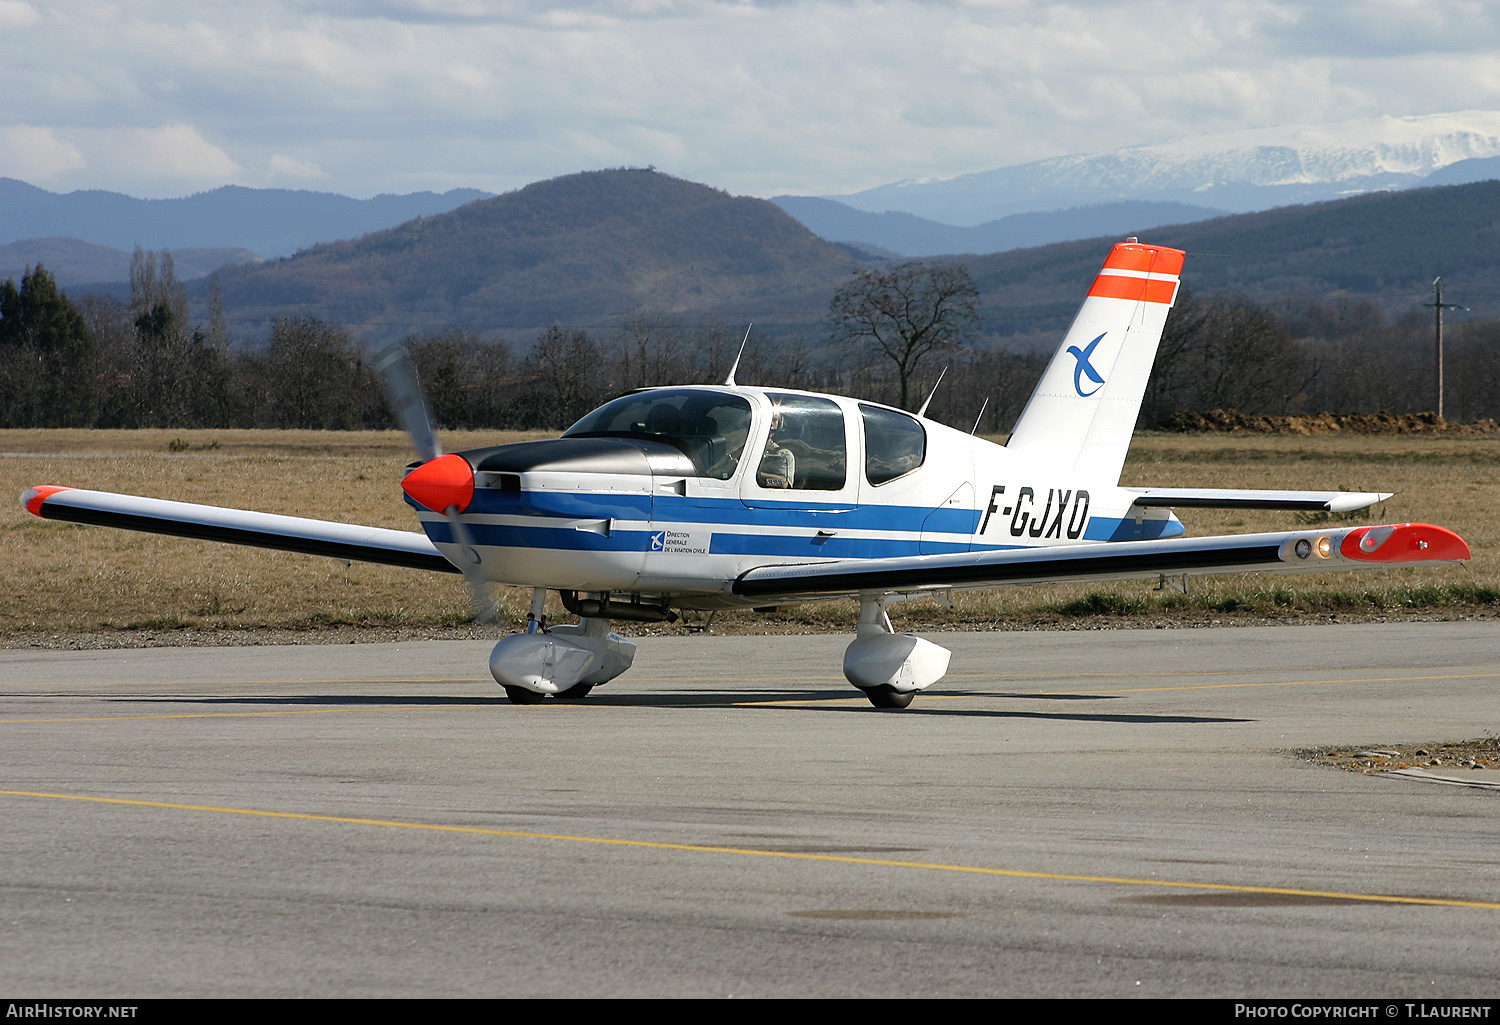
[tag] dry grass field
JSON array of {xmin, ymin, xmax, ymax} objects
[{"xmin": 2, "ymin": 428, "xmax": 1497, "ymax": 645}]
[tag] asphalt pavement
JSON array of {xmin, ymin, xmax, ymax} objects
[{"xmin": 2, "ymin": 621, "xmax": 1499, "ymax": 997}]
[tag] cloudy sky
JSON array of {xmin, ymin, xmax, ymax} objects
[{"xmin": 3, "ymin": 0, "xmax": 1498, "ymax": 200}]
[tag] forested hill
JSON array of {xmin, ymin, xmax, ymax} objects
[
  {"xmin": 206, "ymin": 169, "xmax": 860, "ymax": 337},
  {"xmin": 967, "ymin": 179, "xmax": 1500, "ymax": 337}
]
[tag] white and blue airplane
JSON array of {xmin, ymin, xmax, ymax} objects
[{"xmin": 22, "ymin": 241, "xmax": 1471, "ymax": 707}]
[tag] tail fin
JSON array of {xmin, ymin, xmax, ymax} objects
[{"xmin": 1005, "ymin": 241, "xmax": 1184, "ymax": 483}]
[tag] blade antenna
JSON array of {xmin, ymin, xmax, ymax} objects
[
  {"xmin": 916, "ymin": 366, "xmax": 947, "ymax": 418},
  {"xmin": 970, "ymin": 397, "xmax": 989, "ymax": 435},
  {"xmin": 724, "ymin": 324, "xmax": 752, "ymax": 386}
]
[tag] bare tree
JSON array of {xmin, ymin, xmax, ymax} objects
[
  {"xmin": 523, "ymin": 325, "xmax": 603, "ymax": 428},
  {"xmin": 1144, "ymin": 291, "xmax": 1314, "ymax": 421},
  {"xmin": 829, "ymin": 261, "xmax": 979, "ymax": 410},
  {"xmin": 256, "ymin": 317, "xmax": 378, "ymax": 429}
]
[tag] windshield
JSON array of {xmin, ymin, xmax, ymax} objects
[{"xmin": 564, "ymin": 388, "xmax": 753, "ymax": 480}]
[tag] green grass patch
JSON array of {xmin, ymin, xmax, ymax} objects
[{"xmin": 1050, "ymin": 592, "xmax": 1151, "ymax": 617}]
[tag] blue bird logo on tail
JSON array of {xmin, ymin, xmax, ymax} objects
[{"xmin": 1068, "ymin": 333, "xmax": 1107, "ymax": 397}]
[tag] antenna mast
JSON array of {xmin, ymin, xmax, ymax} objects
[{"xmin": 724, "ymin": 325, "xmax": 752, "ymax": 386}]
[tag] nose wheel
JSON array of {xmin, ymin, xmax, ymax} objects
[{"xmin": 502, "ymin": 685, "xmax": 548, "ymax": 705}]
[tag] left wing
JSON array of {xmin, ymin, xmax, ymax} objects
[
  {"xmin": 22, "ymin": 486, "xmax": 458, "ymax": 574},
  {"xmin": 733, "ymin": 523, "xmax": 1468, "ymax": 602}
]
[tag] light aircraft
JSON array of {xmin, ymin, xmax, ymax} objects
[{"xmin": 21, "ymin": 241, "xmax": 1471, "ymax": 708}]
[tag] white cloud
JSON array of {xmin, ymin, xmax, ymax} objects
[
  {"xmin": 0, "ymin": 125, "xmax": 85, "ymax": 181},
  {"xmin": 120, "ymin": 124, "xmax": 242, "ymax": 180},
  {"xmin": 3, "ymin": 1, "xmax": 1499, "ymax": 198},
  {"xmin": 0, "ymin": 1, "xmax": 38, "ymax": 29},
  {"xmin": 268, "ymin": 153, "xmax": 329, "ymax": 179}
]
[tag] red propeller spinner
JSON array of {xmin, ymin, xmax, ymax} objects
[{"xmin": 401, "ymin": 453, "xmax": 474, "ymax": 514}]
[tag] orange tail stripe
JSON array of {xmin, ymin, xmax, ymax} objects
[
  {"xmin": 1102, "ymin": 244, "xmax": 1186, "ymax": 276},
  {"xmin": 1087, "ymin": 275, "xmax": 1179, "ymax": 305}
]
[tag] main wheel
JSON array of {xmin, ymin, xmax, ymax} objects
[
  {"xmin": 554, "ymin": 683, "xmax": 594, "ymax": 700},
  {"xmin": 503, "ymin": 685, "xmax": 548, "ymax": 705},
  {"xmin": 864, "ymin": 685, "xmax": 915, "ymax": 709}
]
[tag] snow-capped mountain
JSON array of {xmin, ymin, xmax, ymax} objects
[{"xmin": 834, "ymin": 112, "xmax": 1500, "ymax": 226}]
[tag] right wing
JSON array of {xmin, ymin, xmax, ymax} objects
[
  {"xmin": 1125, "ymin": 487, "xmax": 1391, "ymax": 512},
  {"xmin": 733, "ymin": 523, "xmax": 1469, "ymax": 602},
  {"xmin": 21, "ymin": 486, "xmax": 457, "ymax": 574}
]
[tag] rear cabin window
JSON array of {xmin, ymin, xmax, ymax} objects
[
  {"xmin": 563, "ymin": 389, "xmax": 752, "ymax": 480},
  {"xmin": 755, "ymin": 393, "xmax": 847, "ymax": 491},
  {"xmin": 861, "ymin": 404, "xmax": 926, "ymax": 485}
]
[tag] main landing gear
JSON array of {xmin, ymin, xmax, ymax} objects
[
  {"xmin": 842, "ymin": 599, "xmax": 951, "ymax": 709},
  {"xmin": 490, "ymin": 591, "xmax": 952, "ymax": 709}
]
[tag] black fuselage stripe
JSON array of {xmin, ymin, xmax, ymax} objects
[
  {"xmin": 37, "ymin": 504, "xmax": 459, "ymax": 574},
  {"xmin": 732, "ymin": 545, "xmax": 1283, "ymax": 597},
  {"xmin": 1132, "ymin": 498, "xmax": 1328, "ymax": 510}
]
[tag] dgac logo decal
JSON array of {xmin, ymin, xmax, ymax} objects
[
  {"xmin": 650, "ymin": 531, "xmax": 665, "ymax": 551},
  {"xmin": 1067, "ymin": 332, "xmax": 1106, "ymax": 397},
  {"xmin": 979, "ymin": 485, "xmax": 1090, "ymax": 540}
]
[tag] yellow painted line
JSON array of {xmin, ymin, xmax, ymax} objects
[
  {"xmin": 0, "ymin": 706, "xmax": 427, "ymax": 724},
  {"xmin": 0, "ymin": 678, "xmax": 484, "ymax": 687},
  {"xmin": 6, "ymin": 664, "xmax": 1495, "ymax": 689},
  {"xmin": 1052, "ymin": 671, "xmax": 1500, "ymax": 696},
  {"xmin": 3, "ymin": 788, "xmax": 1496, "ymax": 911},
  {"xmin": 736, "ymin": 671, "xmax": 1500, "ymax": 706},
  {"xmin": 4, "ymin": 670, "xmax": 1495, "ymax": 713},
  {"xmin": 635, "ymin": 663, "xmax": 1500, "ymax": 686}
]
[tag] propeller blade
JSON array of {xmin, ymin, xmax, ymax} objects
[
  {"xmin": 445, "ymin": 508, "xmax": 498, "ymax": 625},
  {"xmin": 376, "ymin": 345, "xmax": 496, "ymax": 626},
  {"xmin": 375, "ymin": 345, "xmax": 442, "ymax": 463}
]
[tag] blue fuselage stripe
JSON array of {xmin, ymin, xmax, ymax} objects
[
  {"xmin": 433, "ymin": 490, "xmax": 985, "ymax": 533},
  {"xmin": 415, "ymin": 490, "xmax": 1183, "ymax": 557}
]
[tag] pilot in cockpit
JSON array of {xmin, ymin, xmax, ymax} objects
[{"xmin": 757, "ymin": 405, "xmax": 797, "ymax": 489}]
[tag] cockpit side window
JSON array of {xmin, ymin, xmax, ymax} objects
[
  {"xmin": 861, "ymin": 404, "xmax": 925, "ymax": 485},
  {"xmin": 756, "ymin": 393, "xmax": 847, "ymax": 491},
  {"xmin": 563, "ymin": 389, "xmax": 752, "ymax": 479}
]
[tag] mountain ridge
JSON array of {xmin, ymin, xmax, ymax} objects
[
  {"xmin": 772, "ymin": 196, "xmax": 1228, "ymax": 258},
  {"xmin": 833, "ymin": 111, "xmax": 1500, "ymax": 225},
  {"xmin": 0, "ymin": 179, "xmax": 494, "ymax": 258}
]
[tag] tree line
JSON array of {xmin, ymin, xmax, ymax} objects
[{"xmin": 3, "ymin": 252, "xmax": 1498, "ymax": 434}]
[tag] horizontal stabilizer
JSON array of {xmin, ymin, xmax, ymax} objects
[
  {"xmin": 1125, "ymin": 488, "xmax": 1392, "ymax": 513},
  {"xmin": 21, "ymin": 486, "xmax": 457, "ymax": 574},
  {"xmin": 733, "ymin": 523, "xmax": 1468, "ymax": 601}
]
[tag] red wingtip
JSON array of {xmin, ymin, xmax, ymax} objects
[
  {"xmin": 1341, "ymin": 523, "xmax": 1471, "ymax": 563},
  {"xmin": 21, "ymin": 486, "xmax": 73, "ymax": 517},
  {"xmin": 401, "ymin": 453, "xmax": 474, "ymax": 514}
]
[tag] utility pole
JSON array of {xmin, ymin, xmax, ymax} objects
[{"xmin": 1423, "ymin": 277, "xmax": 1465, "ymax": 420}]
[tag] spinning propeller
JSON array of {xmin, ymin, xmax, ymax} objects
[{"xmin": 375, "ymin": 345, "xmax": 498, "ymax": 625}]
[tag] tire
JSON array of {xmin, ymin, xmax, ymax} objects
[
  {"xmin": 554, "ymin": 683, "xmax": 594, "ymax": 699},
  {"xmin": 503, "ymin": 685, "xmax": 548, "ymax": 705},
  {"xmin": 864, "ymin": 685, "xmax": 915, "ymax": 709}
]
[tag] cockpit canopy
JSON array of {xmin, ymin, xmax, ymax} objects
[{"xmin": 563, "ymin": 388, "xmax": 752, "ymax": 480}]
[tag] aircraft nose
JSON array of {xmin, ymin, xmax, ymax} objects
[{"xmin": 401, "ymin": 453, "xmax": 475, "ymax": 513}]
